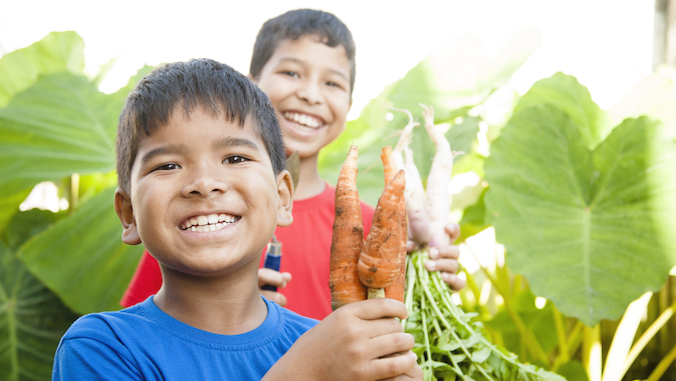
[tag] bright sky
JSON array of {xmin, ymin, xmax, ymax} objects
[{"xmin": 0, "ymin": 0, "xmax": 655, "ymax": 120}]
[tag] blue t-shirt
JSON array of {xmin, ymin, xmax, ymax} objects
[{"xmin": 52, "ymin": 296, "xmax": 318, "ymax": 380}]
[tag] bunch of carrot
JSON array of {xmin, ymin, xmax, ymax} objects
[
  {"xmin": 328, "ymin": 106, "xmax": 564, "ymax": 379},
  {"xmin": 392, "ymin": 105, "xmax": 565, "ymax": 380},
  {"xmin": 329, "ymin": 144, "xmax": 407, "ymax": 309}
]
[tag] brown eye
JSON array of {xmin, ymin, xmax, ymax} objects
[
  {"xmin": 151, "ymin": 163, "xmax": 180, "ymax": 172},
  {"xmin": 223, "ymin": 155, "xmax": 248, "ymax": 164}
]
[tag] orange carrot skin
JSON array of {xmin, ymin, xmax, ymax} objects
[
  {"xmin": 358, "ymin": 169, "xmax": 405, "ymax": 289},
  {"xmin": 330, "ymin": 145, "xmax": 367, "ymax": 309},
  {"xmin": 380, "ymin": 146, "xmax": 408, "ymax": 303}
]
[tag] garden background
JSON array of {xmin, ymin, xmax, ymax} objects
[{"xmin": 1, "ymin": 1, "xmax": 676, "ymax": 380}]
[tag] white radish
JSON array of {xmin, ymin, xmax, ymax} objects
[
  {"xmin": 390, "ymin": 108, "xmax": 431, "ymax": 245},
  {"xmin": 420, "ymin": 104, "xmax": 453, "ymax": 247}
]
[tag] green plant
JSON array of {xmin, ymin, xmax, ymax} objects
[
  {"xmin": 319, "ymin": 32, "xmax": 676, "ymax": 381},
  {"xmin": 3, "ymin": 27, "xmax": 676, "ymax": 381},
  {"xmin": 0, "ymin": 31, "xmax": 150, "ymax": 378}
]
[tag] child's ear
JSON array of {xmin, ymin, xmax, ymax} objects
[
  {"xmin": 114, "ymin": 188, "xmax": 142, "ymax": 245},
  {"xmin": 275, "ymin": 170, "xmax": 294, "ymax": 227}
]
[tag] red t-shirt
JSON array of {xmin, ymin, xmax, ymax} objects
[{"xmin": 120, "ymin": 184, "xmax": 374, "ymax": 320}]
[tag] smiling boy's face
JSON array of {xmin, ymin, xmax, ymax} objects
[
  {"xmin": 252, "ymin": 35, "xmax": 352, "ymax": 160},
  {"xmin": 115, "ymin": 106, "xmax": 292, "ymax": 277}
]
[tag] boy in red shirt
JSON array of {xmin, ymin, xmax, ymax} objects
[{"xmin": 121, "ymin": 9, "xmax": 464, "ymax": 319}]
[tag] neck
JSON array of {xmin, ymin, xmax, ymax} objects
[
  {"xmin": 293, "ymin": 154, "xmax": 326, "ymax": 200},
  {"xmin": 153, "ymin": 267, "xmax": 267, "ymax": 335}
]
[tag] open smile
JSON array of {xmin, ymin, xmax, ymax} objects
[
  {"xmin": 180, "ymin": 213, "xmax": 240, "ymax": 232},
  {"xmin": 283, "ymin": 111, "xmax": 324, "ymax": 130}
]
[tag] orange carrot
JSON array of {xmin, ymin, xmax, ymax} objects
[
  {"xmin": 329, "ymin": 145, "xmax": 367, "ymax": 310},
  {"xmin": 358, "ymin": 169, "xmax": 406, "ymax": 299},
  {"xmin": 380, "ymin": 146, "xmax": 408, "ymax": 303}
]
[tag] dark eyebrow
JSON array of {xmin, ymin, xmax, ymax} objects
[
  {"xmin": 213, "ymin": 136, "xmax": 260, "ymax": 151},
  {"xmin": 139, "ymin": 137, "xmax": 259, "ymax": 167},
  {"xmin": 140, "ymin": 144, "xmax": 188, "ymax": 166},
  {"xmin": 278, "ymin": 57, "xmax": 349, "ymax": 82}
]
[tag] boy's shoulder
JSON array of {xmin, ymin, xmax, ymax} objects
[{"xmin": 54, "ymin": 297, "xmax": 319, "ymax": 380}]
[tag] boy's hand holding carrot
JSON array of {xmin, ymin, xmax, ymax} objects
[{"xmin": 263, "ymin": 298, "xmax": 421, "ymax": 381}]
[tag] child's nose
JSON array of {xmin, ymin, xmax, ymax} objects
[
  {"xmin": 181, "ymin": 165, "xmax": 228, "ymax": 197},
  {"xmin": 296, "ymin": 79, "xmax": 323, "ymax": 105}
]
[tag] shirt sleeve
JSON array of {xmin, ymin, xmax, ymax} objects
[{"xmin": 52, "ymin": 337, "xmax": 141, "ymax": 381}]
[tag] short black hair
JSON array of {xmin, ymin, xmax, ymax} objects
[
  {"xmin": 249, "ymin": 9, "xmax": 356, "ymax": 97},
  {"xmin": 116, "ymin": 58, "xmax": 286, "ymax": 193}
]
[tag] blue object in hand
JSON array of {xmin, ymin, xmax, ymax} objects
[{"xmin": 261, "ymin": 236, "xmax": 282, "ymax": 292}]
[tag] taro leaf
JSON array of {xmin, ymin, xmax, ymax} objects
[
  {"xmin": 4, "ymin": 208, "xmax": 66, "ymax": 250},
  {"xmin": 0, "ymin": 190, "xmax": 30, "ymax": 234},
  {"xmin": 0, "ymin": 241, "xmax": 79, "ymax": 381},
  {"xmin": 0, "ymin": 31, "xmax": 85, "ymax": 108},
  {"xmin": 17, "ymin": 187, "xmax": 144, "ymax": 315},
  {"xmin": 0, "ymin": 72, "xmax": 120, "ymax": 199},
  {"xmin": 484, "ymin": 104, "xmax": 676, "ymax": 326},
  {"xmin": 513, "ymin": 72, "xmax": 613, "ymax": 150}
]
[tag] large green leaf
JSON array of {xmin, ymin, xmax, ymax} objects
[
  {"xmin": 513, "ymin": 72, "xmax": 613, "ymax": 150},
  {"xmin": 17, "ymin": 187, "xmax": 144, "ymax": 314},
  {"xmin": 0, "ymin": 241, "xmax": 79, "ymax": 381},
  {"xmin": 0, "ymin": 72, "xmax": 119, "ymax": 199},
  {"xmin": 484, "ymin": 104, "xmax": 676, "ymax": 326},
  {"xmin": 0, "ymin": 190, "xmax": 31, "ymax": 234},
  {"xmin": 0, "ymin": 31, "xmax": 85, "ymax": 108}
]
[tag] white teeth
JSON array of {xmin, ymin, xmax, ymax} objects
[
  {"xmin": 284, "ymin": 112, "xmax": 321, "ymax": 128},
  {"xmin": 182, "ymin": 213, "xmax": 239, "ymax": 231}
]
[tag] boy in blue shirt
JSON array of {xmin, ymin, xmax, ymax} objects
[{"xmin": 52, "ymin": 58, "xmax": 421, "ymax": 380}]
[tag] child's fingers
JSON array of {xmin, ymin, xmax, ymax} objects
[
  {"xmin": 257, "ymin": 268, "xmax": 292, "ymax": 288},
  {"xmin": 444, "ymin": 222, "xmax": 461, "ymax": 243},
  {"xmin": 425, "ymin": 255, "xmax": 459, "ymax": 274},
  {"xmin": 369, "ymin": 350, "xmax": 419, "ymax": 380},
  {"xmin": 346, "ymin": 298, "xmax": 409, "ymax": 321},
  {"xmin": 427, "ymin": 245, "xmax": 460, "ymax": 260},
  {"xmin": 258, "ymin": 268, "xmax": 292, "ymax": 306},
  {"xmin": 405, "ymin": 240, "xmax": 416, "ymax": 253},
  {"xmin": 369, "ymin": 333, "xmax": 416, "ymax": 358},
  {"xmin": 441, "ymin": 272, "xmax": 466, "ymax": 291}
]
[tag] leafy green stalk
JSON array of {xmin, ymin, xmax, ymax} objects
[{"xmin": 405, "ymin": 249, "xmax": 567, "ymax": 380}]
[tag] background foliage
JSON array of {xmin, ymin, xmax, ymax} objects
[{"xmin": 1, "ymin": 29, "xmax": 676, "ymax": 380}]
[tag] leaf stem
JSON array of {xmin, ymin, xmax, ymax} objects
[{"xmin": 623, "ymin": 297, "xmax": 676, "ymax": 376}]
